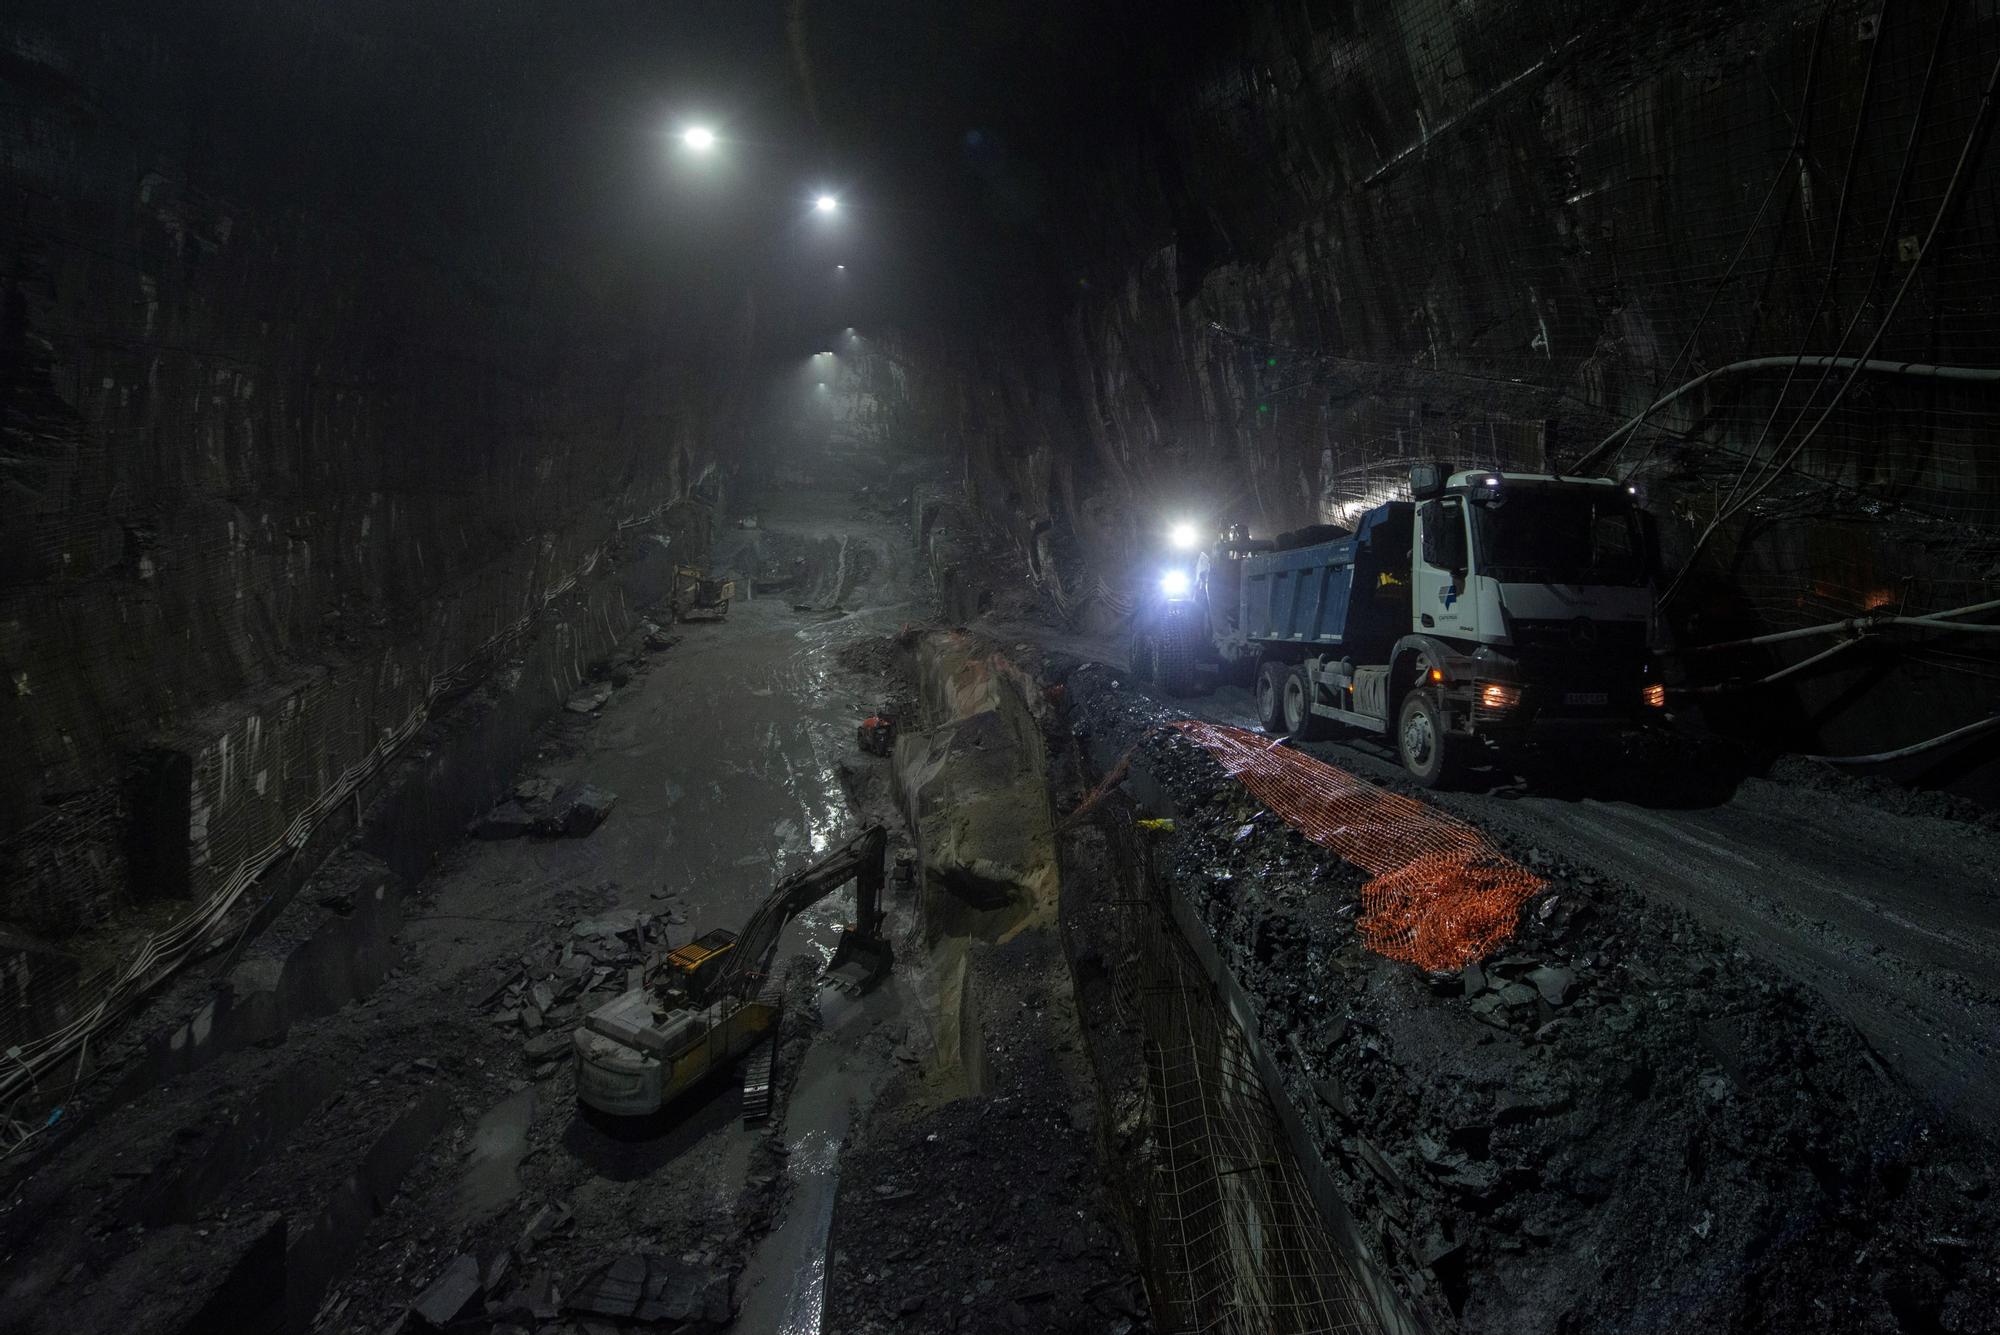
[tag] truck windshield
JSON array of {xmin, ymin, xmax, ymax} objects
[{"xmin": 1471, "ymin": 491, "xmax": 1645, "ymax": 585}]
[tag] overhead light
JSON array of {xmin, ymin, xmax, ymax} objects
[
  {"xmin": 814, "ymin": 194, "xmax": 838, "ymax": 213},
  {"xmin": 682, "ymin": 126, "xmax": 715, "ymax": 151},
  {"xmin": 836, "ymin": 263, "xmax": 846, "ymax": 270},
  {"xmin": 815, "ymin": 382, "xmax": 827, "ymax": 391},
  {"xmin": 1168, "ymin": 520, "xmax": 1200, "ymax": 550},
  {"xmin": 819, "ymin": 350, "xmax": 832, "ymax": 357}
]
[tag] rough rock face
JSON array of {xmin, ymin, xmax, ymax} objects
[
  {"xmin": 820, "ymin": 0, "xmax": 2000, "ymax": 790},
  {"xmin": 0, "ymin": 4, "xmax": 747, "ymax": 957},
  {"xmin": 893, "ymin": 632, "xmax": 1058, "ymax": 928}
]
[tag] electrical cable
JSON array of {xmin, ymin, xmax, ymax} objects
[
  {"xmin": 1798, "ymin": 713, "xmax": 2000, "ymax": 765},
  {"xmin": 1576, "ymin": 354, "xmax": 2000, "ymax": 470},
  {"xmin": 1661, "ymin": 19, "xmax": 2000, "ymax": 605},
  {"xmin": 1716, "ymin": 0, "xmax": 1957, "ymax": 516},
  {"xmin": 1585, "ymin": 1, "xmax": 1837, "ymax": 470},
  {"xmin": 1711, "ymin": 0, "xmax": 1898, "ymax": 521}
]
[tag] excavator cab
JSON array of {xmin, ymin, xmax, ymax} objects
[{"xmin": 664, "ymin": 928, "xmax": 738, "ymax": 1004}]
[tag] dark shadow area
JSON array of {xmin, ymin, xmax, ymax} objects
[{"xmin": 560, "ymin": 1069, "xmax": 745, "ymax": 1184}]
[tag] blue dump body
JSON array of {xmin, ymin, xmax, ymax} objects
[{"xmin": 1239, "ymin": 502, "xmax": 1414, "ymax": 660}]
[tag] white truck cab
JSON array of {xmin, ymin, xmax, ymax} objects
[
  {"xmin": 1134, "ymin": 463, "xmax": 1669, "ymax": 786},
  {"xmin": 1411, "ymin": 469, "xmax": 1654, "ymax": 656}
]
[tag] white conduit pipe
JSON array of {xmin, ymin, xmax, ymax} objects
[
  {"xmin": 1800, "ymin": 713, "xmax": 2000, "ymax": 766},
  {"xmin": 1577, "ymin": 356, "xmax": 2000, "ymax": 471},
  {"xmin": 1679, "ymin": 597, "xmax": 2000, "ymax": 655},
  {"xmin": 1682, "ymin": 637, "xmax": 1865, "ymax": 695}
]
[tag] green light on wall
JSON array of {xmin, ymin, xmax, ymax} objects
[
  {"xmin": 1257, "ymin": 403, "xmax": 1269, "ymax": 414},
  {"xmin": 1266, "ymin": 357, "xmax": 1277, "ymax": 367}
]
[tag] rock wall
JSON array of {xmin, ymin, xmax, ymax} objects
[
  {"xmin": 893, "ymin": 630, "xmax": 1058, "ymax": 937},
  {"xmin": 888, "ymin": 0, "xmax": 2000, "ymax": 785},
  {"xmin": 0, "ymin": 4, "xmax": 745, "ymax": 944}
]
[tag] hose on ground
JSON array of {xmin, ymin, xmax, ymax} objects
[{"xmin": 1799, "ymin": 713, "xmax": 2000, "ymax": 766}]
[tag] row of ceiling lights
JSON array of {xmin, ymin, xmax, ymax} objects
[
  {"xmin": 681, "ymin": 124, "xmax": 842, "ymax": 218},
  {"xmin": 681, "ymin": 123, "xmax": 853, "ymax": 373}
]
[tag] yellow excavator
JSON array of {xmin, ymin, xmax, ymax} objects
[{"xmin": 572, "ymin": 824, "xmax": 893, "ymax": 1118}]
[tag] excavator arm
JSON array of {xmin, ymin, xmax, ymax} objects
[
  {"xmin": 709, "ymin": 823, "xmax": 890, "ymax": 1002},
  {"xmin": 575, "ymin": 823, "xmax": 894, "ymax": 1118}
]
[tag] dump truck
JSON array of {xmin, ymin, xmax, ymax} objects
[
  {"xmin": 1130, "ymin": 464, "xmax": 1665, "ymax": 786},
  {"xmin": 573, "ymin": 824, "xmax": 892, "ymax": 1118}
]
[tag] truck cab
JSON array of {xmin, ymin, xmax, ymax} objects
[
  {"xmin": 1132, "ymin": 464, "xmax": 1667, "ymax": 786},
  {"xmin": 1409, "ymin": 467, "xmax": 1655, "ymax": 717}
]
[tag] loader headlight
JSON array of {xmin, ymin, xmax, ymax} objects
[
  {"xmin": 1159, "ymin": 568, "xmax": 1192, "ymax": 599},
  {"xmin": 1168, "ymin": 520, "xmax": 1201, "ymax": 550},
  {"xmin": 1643, "ymin": 682, "xmax": 1667, "ymax": 709}
]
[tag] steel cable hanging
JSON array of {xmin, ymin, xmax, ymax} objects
[
  {"xmin": 1571, "ymin": 2, "xmax": 1962, "ymax": 478},
  {"xmin": 1709, "ymin": 0, "xmax": 1906, "ymax": 523},
  {"xmin": 1582, "ymin": 0, "xmax": 1839, "ymax": 470},
  {"xmin": 1660, "ymin": 24, "xmax": 2000, "ymax": 607},
  {"xmin": 1718, "ymin": 0, "xmax": 1961, "ymax": 517}
]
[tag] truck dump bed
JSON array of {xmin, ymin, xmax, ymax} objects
[{"xmin": 1239, "ymin": 502, "xmax": 1413, "ymax": 658}]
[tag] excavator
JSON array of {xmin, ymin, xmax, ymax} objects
[{"xmin": 572, "ymin": 824, "xmax": 894, "ymax": 1118}]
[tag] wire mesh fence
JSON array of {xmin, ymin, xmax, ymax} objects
[{"xmin": 1061, "ymin": 808, "xmax": 1397, "ymax": 1335}]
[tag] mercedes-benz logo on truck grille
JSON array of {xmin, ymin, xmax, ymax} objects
[{"xmin": 1568, "ymin": 617, "xmax": 1597, "ymax": 647}]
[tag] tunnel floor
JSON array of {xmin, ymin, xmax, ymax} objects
[
  {"xmin": 8, "ymin": 461, "xmax": 1998, "ymax": 1335},
  {"xmin": 0, "ymin": 468, "xmax": 1148, "ymax": 1334},
  {"xmin": 1175, "ymin": 685, "xmax": 2000, "ymax": 1133}
]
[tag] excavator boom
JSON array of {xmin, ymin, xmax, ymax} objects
[
  {"xmin": 574, "ymin": 822, "xmax": 895, "ymax": 1118},
  {"xmin": 712, "ymin": 823, "xmax": 889, "ymax": 1001}
]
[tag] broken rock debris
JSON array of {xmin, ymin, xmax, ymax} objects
[{"xmin": 471, "ymin": 782, "xmax": 618, "ymax": 841}]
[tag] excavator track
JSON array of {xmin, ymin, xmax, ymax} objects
[{"xmin": 739, "ymin": 986, "xmax": 784, "ymax": 1124}]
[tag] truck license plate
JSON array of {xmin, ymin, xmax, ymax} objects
[{"xmin": 1564, "ymin": 691, "xmax": 1608, "ymax": 706}]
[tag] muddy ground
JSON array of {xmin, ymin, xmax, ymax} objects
[
  {"xmin": 0, "ymin": 460, "xmax": 1149, "ymax": 1335},
  {"xmin": 11, "ymin": 441, "xmax": 1997, "ymax": 1335},
  {"xmin": 818, "ymin": 926, "xmax": 1147, "ymax": 1335},
  {"xmin": 1060, "ymin": 663, "xmax": 2000, "ymax": 1333}
]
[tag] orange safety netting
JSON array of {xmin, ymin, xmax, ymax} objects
[{"xmin": 1169, "ymin": 721, "xmax": 1546, "ymax": 972}]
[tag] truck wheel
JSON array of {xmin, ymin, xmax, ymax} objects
[
  {"xmin": 1127, "ymin": 632, "xmax": 1154, "ymax": 685},
  {"xmin": 1282, "ymin": 666, "xmax": 1331, "ymax": 741},
  {"xmin": 1397, "ymin": 689, "xmax": 1464, "ymax": 788},
  {"xmin": 1154, "ymin": 626, "xmax": 1200, "ymax": 696},
  {"xmin": 1255, "ymin": 661, "xmax": 1287, "ymax": 732}
]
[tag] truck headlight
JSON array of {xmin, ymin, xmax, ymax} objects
[
  {"xmin": 1643, "ymin": 682, "xmax": 1667, "ymax": 708},
  {"xmin": 1159, "ymin": 568, "xmax": 1191, "ymax": 598},
  {"xmin": 1479, "ymin": 682, "xmax": 1520, "ymax": 710}
]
